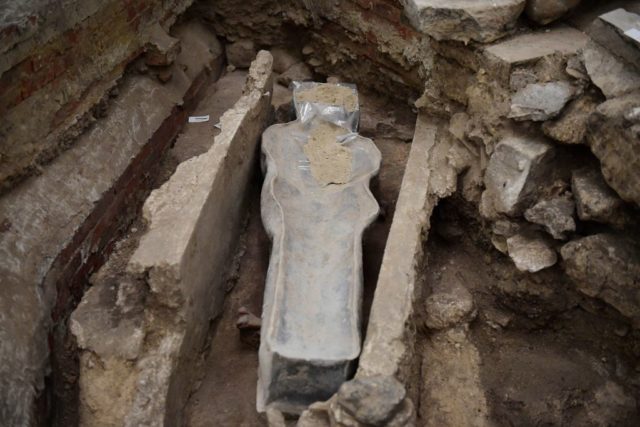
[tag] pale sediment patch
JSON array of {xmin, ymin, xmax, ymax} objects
[
  {"xmin": 296, "ymin": 83, "xmax": 358, "ymax": 112},
  {"xmin": 304, "ymin": 121, "xmax": 353, "ymax": 186}
]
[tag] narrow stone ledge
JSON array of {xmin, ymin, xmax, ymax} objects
[
  {"xmin": 358, "ymin": 114, "xmax": 457, "ymax": 381},
  {"xmin": 71, "ymin": 51, "xmax": 274, "ymax": 427}
]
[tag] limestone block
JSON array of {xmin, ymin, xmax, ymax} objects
[
  {"xmin": 561, "ymin": 234, "xmax": 640, "ymax": 326},
  {"xmin": 582, "ymin": 40, "xmax": 640, "ymax": 99},
  {"xmin": 402, "ymin": 0, "xmax": 526, "ymax": 43},
  {"xmin": 587, "ymin": 91, "xmax": 640, "ymax": 205},
  {"xmin": 589, "ymin": 8, "xmax": 640, "ymax": 71},
  {"xmin": 485, "ymin": 25, "xmax": 588, "ymax": 66},
  {"xmin": 571, "ymin": 168, "xmax": 627, "ymax": 227},
  {"xmin": 425, "ymin": 286, "xmax": 477, "ymax": 330},
  {"xmin": 507, "ymin": 232, "xmax": 558, "ymax": 272},
  {"xmin": 258, "ymin": 90, "xmax": 381, "ymax": 413},
  {"xmin": 481, "ymin": 134, "xmax": 555, "ymax": 217},
  {"xmin": 525, "ymin": 0, "xmax": 582, "ymax": 25},
  {"xmin": 509, "ymin": 81, "xmax": 575, "ymax": 121},
  {"xmin": 524, "ymin": 195, "xmax": 576, "ymax": 239},
  {"xmin": 334, "ymin": 376, "xmax": 409, "ymax": 426}
]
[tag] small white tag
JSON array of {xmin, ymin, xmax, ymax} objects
[
  {"xmin": 624, "ymin": 28, "xmax": 640, "ymax": 43},
  {"xmin": 188, "ymin": 115, "xmax": 210, "ymax": 123}
]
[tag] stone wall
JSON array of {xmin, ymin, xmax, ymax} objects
[{"xmin": 0, "ymin": 0, "xmax": 193, "ymax": 194}]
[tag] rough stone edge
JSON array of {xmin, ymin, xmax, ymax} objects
[{"xmin": 358, "ymin": 114, "xmax": 455, "ymax": 380}]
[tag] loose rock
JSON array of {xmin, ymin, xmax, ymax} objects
[
  {"xmin": 524, "ymin": 195, "xmax": 576, "ymax": 239},
  {"xmin": 425, "ymin": 286, "xmax": 477, "ymax": 330},
  {"xmin": 587, "ymin": 91, "xmax": 640, "ymax": 205},
  {"xmin": 542, "ymin": 95, "xmax": 598, "ymax": 144},
  {"xmin": 509, "ymin": 81, "xmax": 576, "ymax": 121},
  {"xmin": 572, "ymin": 168, "xmax": 626, "ymax": 227},
  {"xmin": 336, "ymin": 376, "xmax": 406, "ymax": 426},
  {"xmin": 226, "ymin": 39, "xmax": 257, "ymax": 68},
  {"xmin": 561, "ymin": 234, "xmax": 640, "ymax": 326},
  {"xmin": 507, "ymin": 232, "xmax": 558, "ymax": 272},
  {"xmin": 481, "ymin": 134, "xmax": 555, "ymax": 217},
  {"xmin": 525, "ymin": 0, "xmax": 582, "ymax": 25},
  {"xmin": 589, "ymin": 9, "xmax": 640, "ymax": 72}
]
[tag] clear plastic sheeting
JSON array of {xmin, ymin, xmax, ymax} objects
[
  {"xmin": 291, "ymin": 81, "xmax": 360, "ymax": 131},
  {"xmin": 257, "ymin": 82, "xmax": 380, "ymax": 414}
]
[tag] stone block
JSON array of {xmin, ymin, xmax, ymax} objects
[
  {"xmin": 509, "ymin": 81, "xmax": 576, "ymax": 121},
  {"xmin": 561, "ymin": 234, "xmax": 640, "ymax": 326},
  {"xmin": 507, "ymin": 232, "xmax": 558, "ymax": 272},
  {"xmin": 402, "ymin": 0, "xmax": 526, "ymax": 43},
  {"xmin": 335, "ymin": 376, "xmax": 407, "ymax": 426},
  {"xmin": 481, "ymin": 134, "xmax": 555, "ymax": 217},
  {"xmin": 71, "ymin": 52, "xmax": 274, "ymax": 426},
  {"xmin": 582, "ymin": 40, "xmax": 640, "ymax": 99},
  {"xmin": 572, "ymin": 168, "xmax": 627, "ymax": 227},
  {"xmin": 587, "ymin": 91, "xmax": 640, "ymax": 205},
  {"xmin": 524, "ymin": 195, "xmax": 576, "ymax": 240},
  {"xmin": 484, "ymin": 25, "xmax": 589, "ymax": 66},
  {"xmin": 258, "ymin": 86, "xmax": 380, "ymax": 413},
  {"xmin": 589, "ymin": 8, "xmax": 640, "ymax": 71},
  {"xmin": 525, "ymin": 0, "xmax": 582, "ymax": 25}
]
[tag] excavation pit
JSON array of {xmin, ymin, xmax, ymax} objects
[{"xmin": 2, "ymin": 1, "xmax": 640, "ymax": 426}]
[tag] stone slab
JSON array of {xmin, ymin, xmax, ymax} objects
[
  {"xmin": 582, "ymin": 40, "xmax": 640, "ymax": 99},
  {"xmin": 485, "ymin": 26, "xmax": 589, "ymax": 65},
  {"xmin": 402, "ymin": 0, "xmax": 525, "ymax": 43},
  {"xmin": 589, "ymin": 8, "xmax": 640, "ymax": 71}
]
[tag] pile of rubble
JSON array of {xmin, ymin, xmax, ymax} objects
[{"xmin": 426, "ymin": 7, "xmax": 640, "ymax": 328}]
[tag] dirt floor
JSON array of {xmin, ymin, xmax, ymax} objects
[
  {"xmin": 417, "ymin": 199, "xmax": 640, "ymax": 427},
  {"xmin": 182, "ymin": 88, "xmax": 413, "ymax": 426}
]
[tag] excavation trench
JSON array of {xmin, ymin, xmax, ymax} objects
[{"xmin": 6, "ymin": 1, "xmax": 640, "ymax": 425}]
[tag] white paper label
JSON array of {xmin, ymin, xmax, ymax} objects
[
  {"xmin": 188, "ymin": 115, "xmax": 210, "ymax": 123},
  {"xmin": 624, "ymin": 28, "xmax": 640, "ymax": 43}
]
